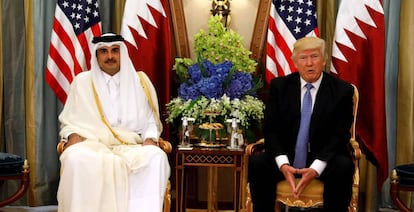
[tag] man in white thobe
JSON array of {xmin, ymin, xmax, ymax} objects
[{"xmin": 57, "ymin": 33, "xmax": 170, "ymax": 212}]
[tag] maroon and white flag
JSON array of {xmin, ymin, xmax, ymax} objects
[
  {"xmin": 331, "ymin": 0, "xmax": 388, "ymax": 190},
  {"xmin": 120, "ymin": 0, "xmax": 171, "ymax": 109}
]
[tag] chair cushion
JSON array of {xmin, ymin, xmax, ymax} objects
[
  {"xmin": 0, "ymin": 152, "xmax": 24, "ymax": 176},
  {"xmin": 395, "ymin": 164, "xmax": 414, "ymax": 187},
  {"xmin": 276, "ymin": 179, "xmax": 324, "ymax": 208},
  {"xmin": 277, "ymin": 178, "xmax": 324, "ymax": 197}
]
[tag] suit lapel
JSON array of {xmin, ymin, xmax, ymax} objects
[
  {"xmin": 288, "ymin": 74, "xmax": 302, "ymax": 133},
  {"xmin": 310, "ymin": 74, "xmax": 331, "ymax": 134}
]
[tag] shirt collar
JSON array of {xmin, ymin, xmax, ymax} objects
[
  {"xmin": 300, "ymin": 73, "xmax": 323, "ymax": 91},
  {"xmin": 102, "ymin": 71, "xmax": 121, "ymax": 86}
]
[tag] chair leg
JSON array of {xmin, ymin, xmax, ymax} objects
[
  {"xmin": 163, "ymin": 180, "xmax": 171, "ymax": 212},
  {"xmin": 246, "ymin": 183, "xmax": 253, "ymax": 212},
  {"xmin": 275, "ymin": 201, "xmax": 282, "ymax": 212}
]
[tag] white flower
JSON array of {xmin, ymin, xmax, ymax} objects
[{"xmin": 166, "ymin": 94, "xmax": 264, "ymax": 129}]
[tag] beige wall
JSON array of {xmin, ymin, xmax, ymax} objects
[{"xmin": 183, "ymin": 0, "xmax": 260, "ymax": 58}]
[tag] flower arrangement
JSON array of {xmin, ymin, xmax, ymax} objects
[{"xmin": 166, "ymin": 15, "xmax": 265, "ymax": 137}]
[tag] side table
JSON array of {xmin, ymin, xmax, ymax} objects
[{"xmin": 175, "ymin": 147, "xmax": 246, "ymax": 212}]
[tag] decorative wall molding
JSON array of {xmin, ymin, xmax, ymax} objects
[
  {"xmin": 169, "ymin": 0, "xmax": 191, "ymax": 58},
  {"xmin": 169, "ymin": 0, "xmax": 270, "ymax": 65},
  {"xmin": 249, "ymin": 0, "xmax": 271, "ymax": 64}
]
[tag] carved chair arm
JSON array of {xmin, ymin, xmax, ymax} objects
[
  {"xmin": 245, "ymin": 138, "xmax": 265, "ymax": 157},
  {"xmin": 349, "ymin": 138, "xmax": 361, "ymax": 161},
  {"xmin": 159, "ymin": 138, "xmax": 172, "ymax": 154},
  {"xmin": 57, "ymin": 140, "xmax": 65, "ymax": 155},
  {"xmin": 245, "ymin": 138, "xmax": 361, "ymax": 161},
  {"xmin": 57, "ymin": 138, "xmax": 172, "ymax": 155}
]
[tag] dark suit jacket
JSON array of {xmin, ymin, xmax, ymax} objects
[{"xmin": 263, "ymin": 72, "xmax": 354, "ymax": 165}]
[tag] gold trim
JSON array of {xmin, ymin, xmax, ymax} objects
[
  {"xmin": 137, "ymin": 71, "xmax": 162, "ymax": 132},
  {"xmin": 90, "ymin": 72, "xmax": 162, "ymax": 144},
  {"xmin": 91, "ymin": 81, "xmax": 129, "ymax": 145}
]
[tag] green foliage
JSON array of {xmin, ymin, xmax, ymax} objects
[
  {"xmin": 193, "ymin": 15, "xmax": 257, "ymax": 74},
  {"xmin": 172, "ymin": 58, "xmax": 193, "ymax": 83}
]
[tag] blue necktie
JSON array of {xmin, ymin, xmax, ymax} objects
[{"xmin": 293, "ymin": 83, "xmax": 313, "ymax": 168}]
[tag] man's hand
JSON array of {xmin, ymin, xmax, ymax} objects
[
  {"xmin": 280, "ymin": 164, "xmax": 298, "ymax": 192},
  {"xmin": 64, "ymin": 133, "xmax": 84, "ymax": 150},
  {"xmin": 143, "ymin": 138, "xmax": 159, "ymax": 146},
  {"xmin": 293, "ymin": 168, "xmax": 318, "ymax": 198}
]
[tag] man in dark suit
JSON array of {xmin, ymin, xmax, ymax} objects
[{"xmin": 248, "ymin": 36, "xmax": 355, "ymax": 212}]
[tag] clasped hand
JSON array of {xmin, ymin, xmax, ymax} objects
[{"xmin": 280, "ymin": 164, "xmax": 318, "ymax": 198}]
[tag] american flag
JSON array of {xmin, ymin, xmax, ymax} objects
[
  {"xmin": 46, "ymin": 0, "xmax": 102, "ymax": 103},
  {"xmin": 265, "ymin": 0, "xmax": 319, "ymax": 83}
]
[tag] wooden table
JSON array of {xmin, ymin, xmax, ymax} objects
[{"xmin": 175, "ymin": 146, "xmax": 246, "ymax": 212}]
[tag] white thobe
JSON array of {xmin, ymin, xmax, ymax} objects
[
  {"xmin": 58, "ymin": 141, "xmax": 170, "ymax": 212},
  {"xmin": 57, "ymin": 69, "xmax": 170, "ymax": 212}
]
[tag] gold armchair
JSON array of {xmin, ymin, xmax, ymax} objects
[
  {"xmin": 245, "ymin": 84, "xmax": 360, "ymax": 212},
  {"xmin": 57, "ymin": 138, "xmax": 172, "ymax": 212}
]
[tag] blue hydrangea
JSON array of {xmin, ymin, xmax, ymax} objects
[
  {"xmin": 202, "ymin": 60, "xmax": 216, "ymax": 75},
  {"xmin": 178, "ymin": 83, "xmax": 200, "ymax": 100},
  {"xmin": 210, "ymin": 61, "xmax": 232, "ymax": 76},
  {"xmin": 178, "ymin": 59, "xmax": 256, "ymax": 101},
  {"xmin": 198, "ymin": 75, "xmax": 223, "ymax": 99},
  {"xmin": 187, "ymin": 64, "xmax": 203, "ymax": 84},
  {"xmin": 225, "ymin": 72, "xmax": 253, "ymax": 99}
]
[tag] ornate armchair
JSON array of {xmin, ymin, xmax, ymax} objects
[
  {"xmin": 245, "ymin": 84, "xmax": 361, "ymax": 212},
  {"xmin": 57, "ymin": 138, "xmax": 172, "ymax": 212}
]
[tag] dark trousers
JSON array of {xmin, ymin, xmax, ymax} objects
[{"xmin": 248, "ymin": 151, "xmax": 354, "ymax": 212}]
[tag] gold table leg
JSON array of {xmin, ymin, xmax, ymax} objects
[{"xmin": 207, "ymin": 167, "xmax": 218, "ymax": 212}]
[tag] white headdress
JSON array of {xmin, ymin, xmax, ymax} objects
[{"xmin": 90, "ymin": 33, "xmax": 162, "ymax": 136}]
